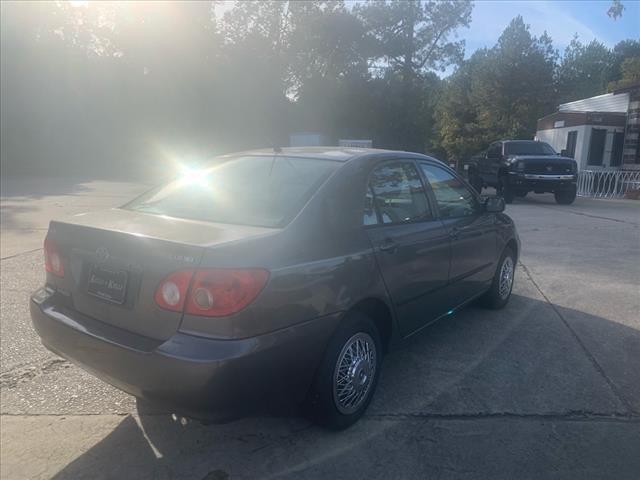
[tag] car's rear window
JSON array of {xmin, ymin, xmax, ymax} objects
[
  {"xmin": 124, "ymin": 155, "xmax": 338, "ymax": 227},
  {"xmin": 504, "ymin": 141, "xmax": 556, "ymax": 156}
]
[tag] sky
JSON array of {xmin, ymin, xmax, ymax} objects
[
  {"xmin": 214, "ymin": 0, "xmax": 639, "ymax": 76},
  {"xmin": 462, "ymin": 0, "xmax": 640, "ymax": 57}
]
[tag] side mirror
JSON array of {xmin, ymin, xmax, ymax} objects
[{"xmin": 485, "ymin": 196, "xmax": 505, "ymax": 213}]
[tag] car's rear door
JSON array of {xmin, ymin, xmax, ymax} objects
[
  {"xmin": 418, "ymin": 162, "xmax": 498, "ymax": 303},
  {"xmin": 364, "ymin": 160, "xmax": 451, "ymax": 336}
]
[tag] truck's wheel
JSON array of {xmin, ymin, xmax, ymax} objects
[
  {"xmin": 469, "ymin": 172, "xmax": 482, "ymax": 193},
  {"xmin": 498, "ymin": 177, "xmax": 515, "ymax": 204},
  {"xmin": 554, "ymin": 186, "xmax": 576, "ymax": 205},
  {"xmin": 303, "ymin": 311, "xmax": 382, "ymax": 430}
]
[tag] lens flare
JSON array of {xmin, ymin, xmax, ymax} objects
[{"xmin": 177, "ymin": 166, "xmax": 210, "ymax": 188}]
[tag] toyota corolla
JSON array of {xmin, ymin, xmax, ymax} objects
[{"xmin": 31, "ymin": 147, "xmax": 519, "ymax": 429}]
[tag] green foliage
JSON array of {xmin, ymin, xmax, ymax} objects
[
  {"xmin": 435, "ymin": 17, "xmax": 556, "ymax": 162},
  {"xmin": 1, "ymin": 1, "xmax": 638, "ymax": 177},
  {"xmin": 608, "ymin": 57, "xmax": 640, "ymax": 91},
  {"xmin": 557, "ymin": 37, "xmax": 614, "ymax": 102},
  {"xmin": 435, "ymin": 24, "xmax": 638, "ymax": 163},
  {"xmin": 607, "ymin": 0, "xmax": 625, "ymax": 20}
]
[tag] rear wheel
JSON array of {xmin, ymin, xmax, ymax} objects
[
  {"xmin": 480, "ymin": 247, "xmax": 515, "ymax": 309},
  {"xmin": 554, "ymin": 186, "xmax": 576, "ymax": 205},
  {"xmin": 304, "ymin": 311, "xmax": 382, "ymax": 430},
  {"xmin": 498, "ymin": 177, "xmax": 515, "ymax": 204}
]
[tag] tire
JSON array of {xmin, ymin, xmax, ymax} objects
[
  {"xmin": 469, "ymin": 171, "xmax": 483, "ymax": 194},
  {"xmin": 479, "ymin": 247, "xmax": 516, "ymax": 309},
  {"xmin": 554, "ymin": 186, "xmax": 576, "ymax": 205},
  {"xmin": 498, "ymin": 177, "xmax": 515, "ymax": 204},
  {"xmin": 304, "ymin": 311, "xmax": 382, "ymax": 430}
]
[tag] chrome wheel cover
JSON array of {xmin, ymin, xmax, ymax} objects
[
  {"xmin": 333, "ymin": 332, "xmax": 377, "ymax": 415},
  {"xmin": 499, "ymin": 256, "xmax": 514, "ymax": 299}
]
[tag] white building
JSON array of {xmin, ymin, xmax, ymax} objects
[{"xmin": 536, "ymin": 92, "xmax": 628, "ymax": 170}]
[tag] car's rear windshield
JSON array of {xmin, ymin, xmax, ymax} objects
[
  {"xmin": 124, "ymin": 155, "xmax": 339, "ymax": 227},
  {"xmin": 505, "ymin": 141, "xmax": 556, "ymax": 156}
]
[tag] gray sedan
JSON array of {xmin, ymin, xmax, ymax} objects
[{"xmin": 31, "ymin": 147, "xmax": 519, "ymax": 429}]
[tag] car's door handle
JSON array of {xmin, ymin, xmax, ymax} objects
[
  {"xmin": 449, "ymin": 227, "xmax": 461, "ymax": 239},
  {"xmin": 379, "ymin": 239, "xmax": 398, "ymax": 253}
]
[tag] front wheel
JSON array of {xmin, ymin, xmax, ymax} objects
[
  {"xmin": 554, "ymin": 186, "xmax": 577, "ymax": 205},
  {"xmin": 479, "ymin": 247, "xmax": 515, "ymax": 309},
  {"xmin": 498, "ymin": 177, "xmax": 515, "ymax": 204},
  {"xmin": 304, "ymin": 312, "xmax": 382, "ymax": 430},
  {"xmin": 469, "ymin": 171, "xmax": 483, "ymax": 194}
]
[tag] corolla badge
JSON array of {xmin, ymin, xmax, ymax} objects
[
  {"xmin": 95, "ymin": 247, "xmax": 110, "ymax": 263},
  {"xmin": 546, "ymin": 166, "xmax": 553, "ymax": 172}
]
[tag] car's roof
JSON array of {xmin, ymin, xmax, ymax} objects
[
  {"xmin": 501, "ymin": 140, "xmax": 544, "ymax": 144},
  {"xmin": 218, "ymin": 146, "xmax": 401, "ymax": 162}
]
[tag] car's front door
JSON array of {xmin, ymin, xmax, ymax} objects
[
  {"xmin": 364, "ymin": 161, "xmax": 451, "ymax": 336},
  {"xmin": 419, "ymin": 162, "xmax": 498, "ymax": 304}
]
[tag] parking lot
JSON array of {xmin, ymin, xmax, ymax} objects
[{"xmin": 1, "ymin": 177, "xmax": 639, "ymax": 480}]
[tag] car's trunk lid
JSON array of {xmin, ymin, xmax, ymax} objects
[{"xmin": 47, "ymin": 208, "xmax": 275, "ymax": 340}]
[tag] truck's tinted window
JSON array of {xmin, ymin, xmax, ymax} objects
[
  {"xmin": 367, "ymin": 163, "xmax": 431, "ymax": 225},
  {"xmin": 487, "ymin": 143, "xmax": 501, "ymax": 158},
  {"xmin": 420, "ymin": 164, "xmax": 479, "ymax": 219},
  {"xmin": 124, "ymin": 156, "xmax": 337, "ymax": 228},
  {"xmin": 504, "ymin": 141, "xmax": 556, "ymax": 156}
]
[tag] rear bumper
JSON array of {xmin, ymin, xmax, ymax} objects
[
  {"xmin": 507, "ymin": 172, "xmax": 576, "ymax": 192},
  {"xmin": 30, "ymin": 289, "xmax": 341, "ymax": 419}
]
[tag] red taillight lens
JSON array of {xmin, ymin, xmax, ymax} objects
[
  {"xmin": 154, "ymin": 270, "xmax": 195, "ymax": 312},
  {"xmin": 44, "ymin": 237, "xmax": 64, "ymax": 277},
  {"xmin": 154, "ymin": 268, "xmax": 269, "ymax": 316},
  {"xmin": 185, "ymin": 268, "xmax": 269, "ymax": 317}
]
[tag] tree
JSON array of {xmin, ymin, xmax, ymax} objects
[
  {"xmin": 435, "ymin": 50, "xmax": 488, "ymax": 162},
  {"xmin": 607, "ymin": 0, "xmax": 625, "ymax": 20},
  {"xmin": 356, "ymin": 0, "xmax": 472, "ymax": 151},
  {"xmin": 608, "ymin": 39, "xmax": 640, "ymax": 90},
  {"xmin": 609, "ymin": 57, "xmax": 640, "ymax": 91},
  {"xmin": 435, "ymin": 16, "xmax": 557, "ymax": 162},
  {"xmin": 557, "ymin": 38, "xmax": 614, "ymax": 102}
]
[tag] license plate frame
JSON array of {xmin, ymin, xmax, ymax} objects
[{"xmin": 87, "ymin": 264, "xmax": 129, "ymax": 305}]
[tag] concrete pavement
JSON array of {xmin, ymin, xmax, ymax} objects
[{"xmin": 1, "ymin": 178, "xmax": 639, "ymax": 479}]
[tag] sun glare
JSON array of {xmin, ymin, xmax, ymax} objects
[
  {"xmin": 68, "ymin": 1, "xmax": 89, "ymax": 8},
  {"xmin": 177, "ymin": 166, "xmax": 210, "ymax": 188}
]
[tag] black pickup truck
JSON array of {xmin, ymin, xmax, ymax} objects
[{"xmin": 468, "ymin": 140, "xmax": 578, "ymax": 204}]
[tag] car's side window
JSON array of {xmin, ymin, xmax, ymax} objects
[
  {"xmin": 363, "ymin": 185, "xmax": 378, "ymax": 225},
  {"xmin": 364, "ymin": 162, "xmax": 431, "ymax": 225},
  {"xmin": 420, "ymin": 163, "xmax": 480, "ymax": 219}
]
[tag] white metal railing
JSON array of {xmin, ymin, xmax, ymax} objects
[{"xmin": 577, "ymin": 169, "xmax": 640, "ymax": 198}]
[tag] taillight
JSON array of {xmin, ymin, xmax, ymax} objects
[
  {"xmin": 44, "ymin": 237, "xmax": 65, "ymax": 277},
  {"xmin": 154, "ymin": 270, "xmax": 195, "ymax": 312},
  {"xmin": 185, "ymin": 269, "xmax": 269, "ymax": 317},
  {"xmin": 154, "ymin": 268, "xmax": 269, "ymax": 316}
]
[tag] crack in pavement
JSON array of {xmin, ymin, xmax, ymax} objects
[
  {"xmin": 365, "ymin": 410, "xmax": 640, "ymax": 423},
  {"xmin": 519, "ymin": 261, "xmax": 637, "ymax": 415},
  {"xmin": 0, "ymin": 247, "xmax": 43, "ymax": 261},
  {"xmin": 531, "ymin": 204, "xmax": 640, "ymax": 227},
  {"xmin": 0, "ymin": 358, "xmax": 71, "ymax": 389}
]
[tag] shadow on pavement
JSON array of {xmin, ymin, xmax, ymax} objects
[{"xmin": 51, "ymin": 296, "xmax": 640, "ymax": 479}]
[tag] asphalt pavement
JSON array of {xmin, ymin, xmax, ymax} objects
[{"xmin": 1, "ymin": 177, "xmax": 639, "ymax": 480}]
